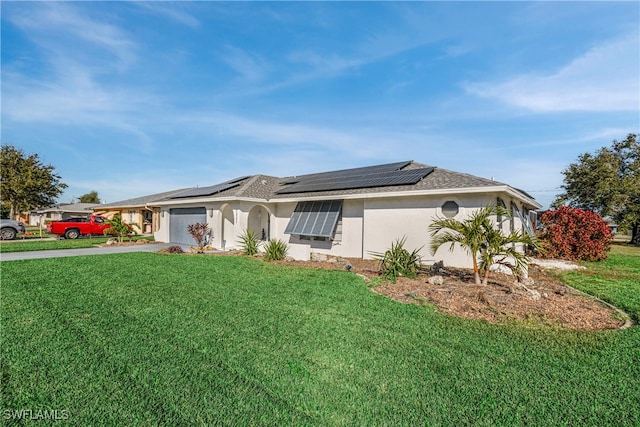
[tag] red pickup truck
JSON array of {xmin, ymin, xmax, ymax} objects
[{"xmin": 47, "ymin": 215, "xmax": 112, "ymax": 239}]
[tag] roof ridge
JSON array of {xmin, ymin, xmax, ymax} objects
[{"xmin": 235, "ymin": 175, "xmax": 260, "ymax": 197}]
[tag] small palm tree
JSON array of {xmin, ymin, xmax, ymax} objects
[
  {"xmin": 478, "ymin": 225, "xmax": 536, "ymax": 285},
  {"xmin": 429, "ymin": 205, "xmax": 535, "ymax": 285},
  {"xmin": 103, "ymin": 214, "xmax": 138, "ymax": 243}
]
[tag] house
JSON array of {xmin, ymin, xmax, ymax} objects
[
  {"xmin": 152, "ymin": 161, "xmax": 541, "ymax": 269},
  {"xmin": 92, "ymin": 188, "xmax": 192, "ymax": 234},
  {"xmin": 26, "ymin": 203, "xmax": 100, "ymax": 226}
]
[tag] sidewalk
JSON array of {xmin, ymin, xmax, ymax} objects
[{"xmin": 0, "ymin": 243, "xmax": 186, "ymax": 262}]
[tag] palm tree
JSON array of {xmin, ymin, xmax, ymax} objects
[
  {"xmin": 103, "ymin": 214, "xmax": 138, "ymax": 243},
  {"xmin": 429, "ymin": 205, "xmax": 535, "ymax": 285},
  {"xmin": 478, "ymin": 225, "xmax": 536, "ymax": 285}
]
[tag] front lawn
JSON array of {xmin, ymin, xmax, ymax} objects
[
  {"xmin": 560, "ymin": 244, "xmax": 640, "ymax": 323},
  {"xmin": 0, "ymin": 236, "xmax": 154, "ymax": 253},
  {"xmin": 2, "ymin": 252, "xmax": 639, "ymax": 425}
]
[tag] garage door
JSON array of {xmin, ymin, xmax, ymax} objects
[{"xmin": 169, "ymin": 207, "xmax": 206, "ymax": 245}]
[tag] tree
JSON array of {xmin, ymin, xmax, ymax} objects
[
  {"xmin": 78, "ymin": 191, "xmax": 100, "ymax": 204},
  {"xmin": 554, "ymin": 133, "xmax": 640, "ymax": 245},
  {"xmin": 103, "ymin": 214, "xmax": 138, "ymax": 243},
  {"xmin": 429, "ymin": 205, "xmax": 536, "ymax": 285},
  {"xmin": 1, "ymin": 145, "xmax": 67, "ymax": 219},
  {"xmin": 479, "ymin": 225, "xmax": 535, "ymax": 285}
]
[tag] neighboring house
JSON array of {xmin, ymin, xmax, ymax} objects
[
  {"xmin": 26, "ymin": 203, "xmax": 100, "ymax": 226},
  {"xmin": 152, "ymin": 161, "xmax": 541, "ymax": 269},
  {"xmin": 93, "ymin": 188, "xmax": 192, "ymax": 234}
]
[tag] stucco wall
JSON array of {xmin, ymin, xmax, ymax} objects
[{"xmin": 154, "ymin": 192, "xmax": 532, "ymax": 269}]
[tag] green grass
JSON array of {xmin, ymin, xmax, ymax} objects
[
  {"xmin": 560, "ymin": 244, "xmax": 640, "ymax": 323},
  {"xmin": 0, "ymin": 236, "xmax": 154, "ymax": 253},
  {"xmin": 2, "ymin": 252, "xmax": 639, "ymax": 425}
]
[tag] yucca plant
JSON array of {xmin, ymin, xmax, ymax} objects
[
  {"xmin": 370, "ymin": 237, "xmax": 423, "ymax": 281},
  {"xmin": 263, "ymin": 239, "xmax": 289, "ymax": 261},
  {"xmin": 238, "ymin": 228, "xmax": 261, "ymax": 256}
]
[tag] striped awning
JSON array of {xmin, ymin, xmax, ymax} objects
[{"xmin": 284, "ymin": 200, "xmax": 342, "ymax": 238}]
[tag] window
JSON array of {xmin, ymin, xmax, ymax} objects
[
  {"xmin": 441, "ymin": 201, "xmax": 459, "ymax": 218},
  {"xmin": 284, "ymin": 200, "xmax": 343, "ymax": 239}
]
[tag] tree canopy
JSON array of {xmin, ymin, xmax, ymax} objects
[
  {"xmin": 553, "ymin": 133, "xmax": 639, "ymax": 245},
  {"xmin": 79, "ymin": 191, "xmax": 101, "ymax": 204},
  {"xmin": 1, "ymin": 145, "xmax": 68, "ymax": 219}
]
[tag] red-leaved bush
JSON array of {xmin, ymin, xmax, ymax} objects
[{"xmin": 537, "ymin": 206, "xmax": 613, "ymax": 262}]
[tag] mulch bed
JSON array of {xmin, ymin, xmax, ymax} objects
[{"xmin": 271, "ymin": 257, "xmax": 626, "ymax": 331}]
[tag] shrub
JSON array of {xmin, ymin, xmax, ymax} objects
[
  {"xmin": 167, "ymin": 245, "xmax": 184, "ymax": 254},
  {"xmin": 370, "ymin": 237, "xmax": 422, "ymax": 281},
  {"xmin": 537, "ymin": 206, "xmax": 613, "ymax": 262},
  {"xmin": 263, "ymin": 239, "xmax": 289, "ymax": 261},
  {"xmin": 238, "ymin": 229, "xmax": 261, "ymax": 256},
  {"xmin": 187, "ymin": 222, "xmax": 211, "ymax": 252}
]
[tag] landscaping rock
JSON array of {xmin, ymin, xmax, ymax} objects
[
  {"xmin": 528, "ymin": 289, "xmax": 542, "ymax": 301},
  {"xmin": 427, "ymin": 275, "xmax": 444, "ymax": 285},
  {"xmin": 310, "ymin": 252, "xmax": 328, "ymax": 262}
]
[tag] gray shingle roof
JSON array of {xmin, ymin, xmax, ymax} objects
[
  {"xmin": 99, "ymin": 188, "xmax": 193, "ymax": 208},
  {"xmin": 37, "ymin": 203, "xmax": 100, "ymax": 213},
  {"xmin": 269, "ymin": 162, "xmax": 514, "ymax": 199},
  {"xmin": 147, "ymin": 161, "xmax": 538, "ymax": 206}
]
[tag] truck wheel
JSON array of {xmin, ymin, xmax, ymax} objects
[
  {"xmin": 1, "ymin": 228, "xmax": 17, "ymax": 240},
  {"xmin": 64, "ymin": 229, "xmax": 80, "ymax": 239}
]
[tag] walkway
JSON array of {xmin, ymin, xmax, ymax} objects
[{"xmin": 0, "ymin": 243, "xmax": 186, "ymax": 262}]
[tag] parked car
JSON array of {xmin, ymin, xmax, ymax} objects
[
  {"xmin": 46, "ymin": 215, "xmax": 112, "ymax": 239},
  {"xmin": 0, "ymin": 219, "xmax": 26, "ymax": 240}
]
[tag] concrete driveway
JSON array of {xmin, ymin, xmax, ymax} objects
[{"xmin": 0, "ymin": 243, "xmax": 187, "ymax": 261}]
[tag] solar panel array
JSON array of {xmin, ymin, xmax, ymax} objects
[
  {"xmin": 277, "ymin": 165, "xmax": 434, "ymax": 194},
  {"xmin": 284, "ymin": 200, "xmax": 342, "ymax": 238},
  {"xmin": 169, "ymin": 176, "xmax": 250, "ymax": 199},
  {"xmin": 281, "ymin": 161, "xmax": 411, "ymax": 185}
]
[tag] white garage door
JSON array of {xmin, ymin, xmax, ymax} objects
[{"xmin": 169, "ymin": 208, "xmax": 206, "ymax": 245}]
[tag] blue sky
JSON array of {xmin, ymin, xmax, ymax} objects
[{"xmin": 2, "ymin": 1, "xmax": 638, "ymax": 209}]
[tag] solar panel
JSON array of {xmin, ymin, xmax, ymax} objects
[
  {"xmin": 169, "ymin": 176, "xmax": 250, "ymax": 199},
  {"xmin": 277, "ymin": 167, "xmax": 434, "ymax": 194},
  {"xmin": 284, "ymin": 200, "xmax": 342, "ymax": 237},
  {"xmin": 280, "ymin": 161, "xmax": 411, "ymax": 185}
]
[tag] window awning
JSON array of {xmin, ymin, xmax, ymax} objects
[{"xmin": 284, "ymin": 200, "xmax": 342, "ymax": 238}]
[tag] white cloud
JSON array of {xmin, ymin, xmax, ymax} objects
[
  {"xmin": 222, "ymin": 46, "xmax": 271, "ymax": 83},
  {"xmin": 8, "ymin": 2, "xmax": 136, "ymax": 69},
  {"xmin": 465, "ymin": 33, "xmax": 639, "ymax": 112},
  {"xmin": 134, "ymin": 3, "xmax": 200, "ymax": 29}
]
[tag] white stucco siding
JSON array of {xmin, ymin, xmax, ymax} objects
[
  {"xmin": 362, "ymin": 196, "xmax": 435, "ymax": 263},
  {"xmin": 362, "ymin": 194, "xmax": 497, "ymax": 269},
  {"xmin": 274, "ymin": 199, "xmax": 364, "ymax": 261},
  {"xmin": 153, "ymin": 189, "xmax": 534, "ymax": 268}
]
